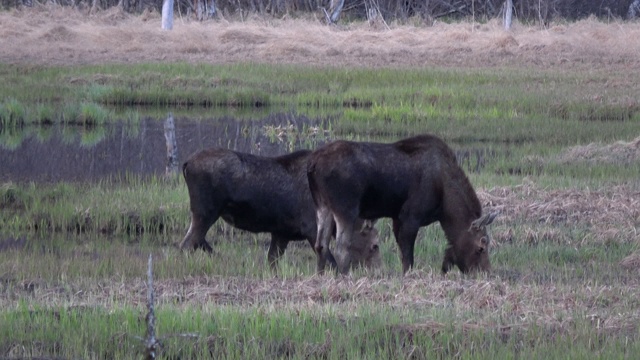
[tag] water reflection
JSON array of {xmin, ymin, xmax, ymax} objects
[
  {"xmin": 0, "ymin": 112, "xmax": 495, "ymax": 183},
  {"xmin": 0, "ymin": 113, "xmax": 335, "ymax": 183}
]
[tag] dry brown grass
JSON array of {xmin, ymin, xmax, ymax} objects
[
  {"xmin": 558, "ymin": 136, "xmax": 640, "ymax": 165},
  {"xmin": 620, "ymin": 251, "xmax": 640, "ymax": 269},
  {"xmin": 2, "ymin": 6, "xmax": 640, "ymax": 70},
  {"xmin": 478, "ymin": 180, "xmax": 640, "ymax": 245},
  {"xmin": 3, "ymin": 270, "xmax": 639, "ymax": 337}
]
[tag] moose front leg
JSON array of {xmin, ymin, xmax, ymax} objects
[
  {"xmin": 441, "ymin": 246, "xmax": 455, "ymax": 274},
  {"xmin": 392, "ymin": 218, "xmax": 420, "ymax": 274},
  {"xmin": 267, "ymin": 235, "xmax": 289, "ymax": 271}
]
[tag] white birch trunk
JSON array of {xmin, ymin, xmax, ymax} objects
[
  {"xmin": 207, "ymin": 0, "xmax": 217, "ymax": 18},
  {"xmin": 329, "ymin": 0, "xmax": 344, "ymax": 23},
  {"xmin": 504, "ymin": 0, "xmax": 513, "ymax": 30},
  {"xmin": 629, "ymin": 0, "xmax": 640, "ymax": 19},
  {"xmin": 161, "ymin": 0, "xmax": 174, "ymax": 30},
  {"xmin": 164, "ymin": 113, "xmax": 179, "ymax": 176},
  {"xmin": 144, "ymin": 255, "xmax": 157, "ymax": 360}
]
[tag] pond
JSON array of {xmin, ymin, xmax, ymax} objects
[
  {"xmin": 0, "ymin": 112, "xmax": 332, "ymax": 182},
  {"xmin": 0, "ymin": 112, "xmax": 497, "ymax": 183}
]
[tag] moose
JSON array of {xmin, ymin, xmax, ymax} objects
[
  {"xmin": 179, "ymin": 148, "xmax": 381, "ymax": 271},
  {"xmin": 307, "ymin": 134, "xmax": 498, "ymax": 275}
]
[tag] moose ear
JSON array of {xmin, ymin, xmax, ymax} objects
[
  {"xmin": 471, "ymin": 211, "xmax": 499, "ymax": 230},
  {"xmin": 484, "ymin": 211, "xmax": 499, "ymax": 226}
]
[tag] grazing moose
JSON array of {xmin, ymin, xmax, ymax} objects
[
  {"xmin": 307, "ymin": 134, "xmax": 497, "ymax": 275},
  {"xmin": 179, "ymin": 148, "xmax": 381, "ymax": 271}
]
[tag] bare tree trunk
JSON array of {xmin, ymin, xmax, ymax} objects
[
  {"xmin": 504, "ymin": 0, "xmax": 513, "ymax": 30},
  {"xmin": 207, "ymin": 0, "xmax": 217, "ymax": 18},
  {"xmin": 196, "ymin": 0, "xmax": 204, "ymax": 20},
  {"xmin": 164, "ymin": 113, "xmax": 179, "ymax": 176},
  {"xmin": 629, "ymin": 0, "xmax": 640, "ymax": 19},
  {"xmin": 195, "ymin": 0, "xmax": 215, "ymax": 20},
  {"xmin": 325, "ymin": 0, "xmax": 344, "ymax": 23},
  {"xmin": 162, "ymin": 0, "xmax": 174, "ymax": 30},
  {"xmin": 537, "ymin": 0, "xmax": 547, "ymax": 27},
  {"xmin": 144, "ymin": 255, "xmax": 158, "ymax": 360}
]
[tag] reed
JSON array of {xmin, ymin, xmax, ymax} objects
[{"xmin": 0, "ymin": 98, "xmax": 26, "ymax": 126}]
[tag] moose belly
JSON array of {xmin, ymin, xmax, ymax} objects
[{"xmin": 220, "ymin": 201, "xmax": 300, "ymax": 234}]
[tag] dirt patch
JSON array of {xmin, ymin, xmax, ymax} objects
[{"xmin": 2, "ymin": 6, "xmax": 640, "ymax": 70}]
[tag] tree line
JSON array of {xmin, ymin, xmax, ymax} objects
[{"xmin": 3, "ymin": 0, "xmax": 640, "ymax": 23}]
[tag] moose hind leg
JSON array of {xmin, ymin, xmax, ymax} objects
[
  {"xmin": 180, "ymin": 211, "xmax": 217, "ymax": 252},
  {"xmin": 314, "ymin": 206, "xmax": 334, "ymax": 274}
]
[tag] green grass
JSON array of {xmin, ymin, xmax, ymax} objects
[
  {"xmin": 1, "ymin": 169, "xmax": 636, "ymax": 359},
  {"xmin": 0, "ymin": 176, "xmax": 188, "ymax": 236},
  {"xmin": 0, "ymin": 226, "xmax": 638, "ymax": 359},
  {"xmin": 3, "ymin": 62, "xmax": 639, "ymax": 169},
  {"xmin": 1, "ymin": 61, "xmax": 640, "ymax": 358},
  {"xmin": 0, "ymin": 176, "xmax": 638, "ymax": 358},
  {"xmin": 0, "ymin": 100, "xmax": 113, "ymax": 127},
  {"xmin": 2, "ymin": 62, "xmax": 639, "ymax": 132},
  {"xmin": 0, "ymin": 97, "xmax": 26, "ymax": 126},
  {"xmin": 2, "ymin": 303, "xmax": 637, "ymax": 359}
]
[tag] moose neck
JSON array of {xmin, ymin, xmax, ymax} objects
[
  {"xmin": 440, "ymin": 215, "xmax": 474, "ymax": 249},
  {"xmin": 439, "ymin": 171, "xmax": 483, "ymax": 247}
]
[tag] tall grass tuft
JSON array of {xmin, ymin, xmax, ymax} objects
[
  {"xmin": 77, "ymin": 103, "xmax": 110, "ymax": 126},
  {"xmin": 33, "ymin": 103, "xmax": 56, "ymax": 124},
  {"xmin": 0, "ymin": 98, "xmax": 27, "ymax": 126},
  {"xmin": 60, "ymin": 103, "xmax": 81, "ymax": 124}
]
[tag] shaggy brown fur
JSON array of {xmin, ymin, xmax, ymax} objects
[
  {"xmin": 307, "ymin": 134, "xmax": 497, "ymax": 274},
  {"xmin": 180, "ymin": 148, "xmax": 381, "ymax": 271}
]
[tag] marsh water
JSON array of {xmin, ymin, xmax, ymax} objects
[
  {"xmin": 0, "ymin": 112, "xmax": 328, "ymax": 182},
  {"xmin": 0, "ymin": 112, "xmax": 496, "ymax": 183}
]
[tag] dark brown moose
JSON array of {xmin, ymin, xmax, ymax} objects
[
  {"xmin": 179, "ymin": 148, "xmax": 381, "ymax": 271},
  {"xmin": 307, "ymin": 134, "xmax": 497, "ymax": 275}
]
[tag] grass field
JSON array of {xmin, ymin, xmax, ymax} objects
[{"xmin": 1, "ymin": 7, "xmax": 640, "ymax": 359}]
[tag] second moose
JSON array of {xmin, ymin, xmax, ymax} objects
[
  {"xmin": 180, "ymin": 148, "xmax": 381, "ymax": 272},
  {"xmin": 307, "ymin": 134, "xmax": 497, "ymax": 275}
]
